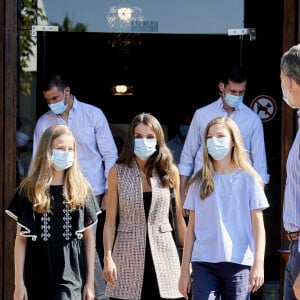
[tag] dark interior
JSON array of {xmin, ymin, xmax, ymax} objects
[{"xmin": 36, "ymin": 0, "xmax": 283, "ymax": 286}]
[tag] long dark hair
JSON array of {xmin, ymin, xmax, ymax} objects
[{"xmin": 117, "ymin": 112, "xmax": 175, "ymax": 188}]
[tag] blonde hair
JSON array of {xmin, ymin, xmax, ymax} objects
[
  {"xmin": 189, "ymin": 116, "xmax": 264, "ymax": 199},
  {"xmin": 19, "ymin": 124, "xmax": 93, "ymax": 213}
]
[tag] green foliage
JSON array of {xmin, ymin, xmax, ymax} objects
[
  {"xmin": 20, "ymin": 5, "xmax": 87, "ymax": 96},
  {"xmin": 51, "ymin": 14, "xmax": 87, "ymax": 32},
  {"xmin": 19, "ymin": 0, "xmax": 47, "ymax": 96}
]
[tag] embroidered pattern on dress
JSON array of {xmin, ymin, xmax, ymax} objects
[
  {"xmin": 63, "ymin": 200, "xmax": 72, "ymax": 240},
  {"xmin": 41, "ymin": 214, "xmax": 51, "ymax": 241}
]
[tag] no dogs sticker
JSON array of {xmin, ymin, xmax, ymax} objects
[{"xmin": 250, "ymin": 95, "xmax": 277, "ymax": 122}]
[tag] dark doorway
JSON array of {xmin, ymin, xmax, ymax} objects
[
  {"xmin": 36, "ymin": 32, "xmax": 248, "ymax": 123},
  {"xmin": 37, "ymin": 31, "xmax": 282, "ymax": 285}
]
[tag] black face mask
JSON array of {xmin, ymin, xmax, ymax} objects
[{"xmin": 178, "ymin": 125, "xmax": 189, "ymax": 138}]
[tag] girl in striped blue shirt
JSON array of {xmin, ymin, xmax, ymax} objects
[{"xmin": 179, "ymin": 116, "xmax": 269, "ymax": 300}]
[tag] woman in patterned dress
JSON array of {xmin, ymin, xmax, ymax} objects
[
  {"xmin": 103, "ymin": 112, "xmax": 186, "ymax": 300},
  {"xmin": 6, "ymin": 124, "xmax": 101, "ymax": 300}
]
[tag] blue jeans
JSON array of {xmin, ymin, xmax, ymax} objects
[
  {"xmin": 191, "ymin": 261, "xmax": 250, "ymax": 300},
  {"xmin": 283, "ymin": 240, "xmax": 300, "ymax": 300}
]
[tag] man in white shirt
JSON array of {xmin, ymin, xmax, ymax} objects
[
  {"xmin": 280, "ymin": 44, "xmax": 300, "ymax": 300},
  {"xmin": 178, "ymin": 64, "xmax": 269, "ymax": 213},
  {"xmin": 32, "ymin": 74, "xmax": 118, "ymax": 300}
]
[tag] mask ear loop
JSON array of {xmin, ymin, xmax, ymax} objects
[
  {"xmin": 218, "ymin": 83, "xmax": 226, "ymax": 98},
  {"xmin": 282, "ymin": 76, "xmax": 290, "ymax": 99},
  {"xmin": 285, "ymin": 76, "xmax": 291, "ymax": 90},
  {"xmin": 282, "ymin": 75, "xmax": 291, "ymax": 91},
  {"xmin": 219, "ymin": 90, "xmax": 226, "ymax": 101},
  {"xmin": 62, "ymin": 90, "xmax": 70, "ymax": 108}
]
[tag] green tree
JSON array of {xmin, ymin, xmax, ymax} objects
[
  {"xmin": 51, "ymin": 14, "xmax": 87, "ymax": 32},
  {"xmin": 19, "ymin": 6, "xmax": 87, "ymax": 96},
  {"xmin": 19, "ymin": 0, "xmax": 47, "ymax": 96}
]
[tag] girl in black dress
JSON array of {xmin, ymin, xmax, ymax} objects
[{"xmin": 6, "ymin": 124, "xmax": 101, "ymax": 300}]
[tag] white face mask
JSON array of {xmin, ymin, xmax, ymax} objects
[
  {"xmin": 51, "ymin": 149, "xmax": 74, "ymax": 171},
  {"xmin": 16, "ymin": 131, "xmax": 31, "ymax": 147},
  {"xmin": 206, "ymin": 137, "xmax": 231, "ymax": 160},
  {"xmin": 134, "ymin": 138, "xmax": 157, "ymax": 160},
  {"xmin": 225, "ymin": 93, "xmax": 244, "ymax": 108},
  {"xmin": 48, "ymin": 91, "xmax": 68, "ymax": 114},
  {"xmin": 281, "ymin": 76, "xmax": 298, "ymax": 109}
]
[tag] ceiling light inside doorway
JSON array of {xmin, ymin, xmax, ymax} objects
[
  {"xmin": 117, "ymin": 7, "xmax": 132, "ymax": 21},
  {"xmin": 112, "ymin": 84, "xmax": 134, "ymax": 96}
]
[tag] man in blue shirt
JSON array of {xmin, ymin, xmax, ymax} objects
[
  {"xmin": 178, "ymin": 64, "xmax": 269, "ymax": 215},
  {"xmin": 280, "ymin": 44, "xmax": 300, "ymax": 300},
  {"xmin": 32, "ymin": 74, "xmax": 118, "ymax": 300}
]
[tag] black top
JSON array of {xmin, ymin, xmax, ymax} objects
[{"xmin": 5, "ymin": 185, "xmax": 101, "ymax": 300}]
